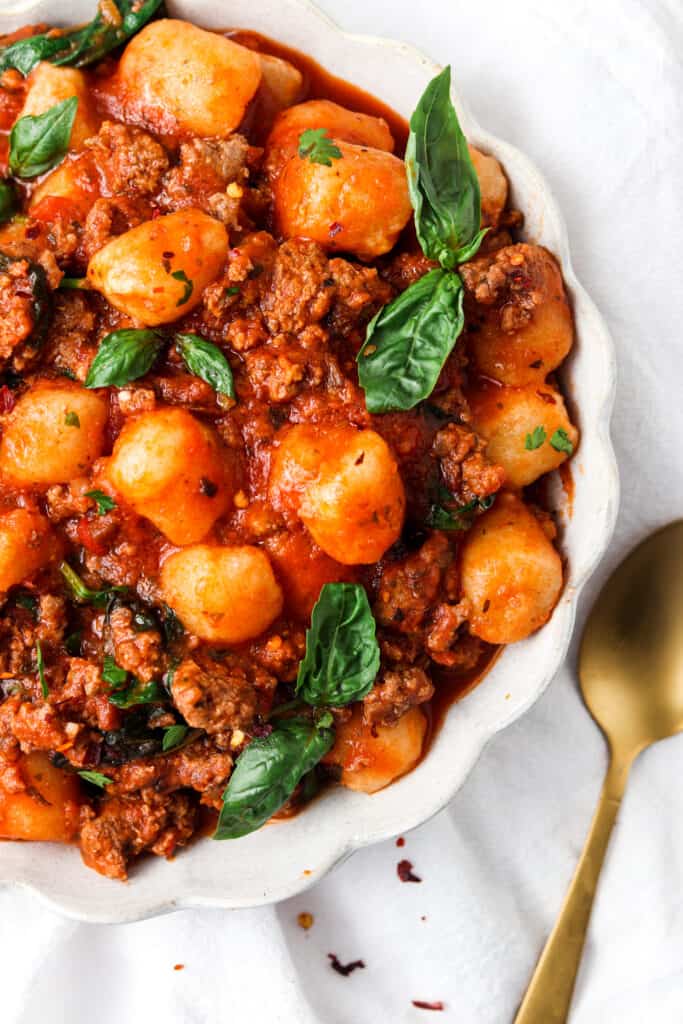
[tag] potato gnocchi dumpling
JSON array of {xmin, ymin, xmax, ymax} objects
[
  {"xmin": 106, "ymin": 408, "xmax": 235, "ymax": 546},
  {"xmin": 269, "ymin": 424, "xmax": 405, "ymax": 564},
  {"xmin": 468, "ymin": 145, "xmax": 508, "ymax": 228},
  {"xmin": 461, "ymin": 493, "xmax": 564, "ymax": 644},
  {"xmin": 463, "ymin": 243, "xmax": 574, "ymax": 386},
  {"xmin": 20, "ymin": 63, "xmax": 99, "ymax": 150},
  {"xmin": 0, "ymin": 382, "xmax": 108, "ymax": 485},
  {"xmin": 160, "ymin": 544, "xmax": 284, "ymax": 644},
  {"xmin": 118, "ymin": 19, "xmax": 262, "ymax": 137},
  {"xmin": 325, "ymin": 706, "xmax": 428, "ymax": 793},
  {"xmin": 87, "ymin": 209, "xmax": 228, "ymax": 326},
  {"xmin": 0, "ymin": 509, "xmax": 60, "ymax": 592},
  {"xmin": 468, "ymin": 381, "xmax": 579, "ymax": 487},
  {"xmin": 0, "ymin": 752, "xmax": 82, "ymax": 841}
]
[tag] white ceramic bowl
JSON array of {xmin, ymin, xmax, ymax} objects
[{"xmin": 0, "ymin": 0, "xmax": 618, "ymax": 922}]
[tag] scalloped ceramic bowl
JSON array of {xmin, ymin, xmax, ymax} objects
[{"xmin": 0, "ymin": 0, "xmax": 618, "ymax": 922}]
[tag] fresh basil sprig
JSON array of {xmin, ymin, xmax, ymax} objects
[
  {"xmin": 59, "ymin": 561, "xmax": 125, "ymax": 608},
  {"xmin": 0, "ymin": 1, "xmax": 163, "ymax": 76},
  {"xmin": 406, "ymin": 65, "xmax": 486, "ymax": 268},
  {"xmin": 214, "ymin": 715, "xmax": 334, "ymax": 840},
  {"xmin": 358, "ymin": 269, "xmax": 464, "ymax": 413},
  {"xmin": 9, "ymin": 97, "xmax": 78, "ymax": 178},
  {"xmin": 175, "ymin": 333, "xmax": 235, "ymax": 398},
  {"xmin": 85, "ymin": 329, "xmax": 164, "ymax": 388},
  {"xmin": 0, "ymin": 180, "xmax": 17, "ymax": 223},
  {"xmin": 296, "ymin": 583, "xmax": 379, "ymax": 706}
]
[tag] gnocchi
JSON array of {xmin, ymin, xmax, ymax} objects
[
  {"xmin": 160, "ymin": 544, "xmax": 284, "ymax": 644},
  {"xmin": 468, "ymin": 145, "xmax": 508, "ymax": 228},
  {"xmin": 325, "ymin": 706, "xmax": 428, "ymax": 793},
  {"xmin": 0, "ymin": 381, "xmax": 108, "ymax": 485},
  {"xmin": 106, "ymin": 408, "xmax": 235, "ymax": 546},
  {"xmin": 20, "ymin": 63, "xmax": 99, "ymax": 150},
  {"xmin": 87, "ymin": 209, "xmax": 228, "ymax": 325},
  {"xmin": 0, "ymin": 752, "xmax": 82, "ymax": 842},
  {"xmin": 0, "ymin": 509, "xmax": 59, "ymax": 592},
  {"xmin": 461, "ymin": 493, "xmax": 564, "ymax": 644}
]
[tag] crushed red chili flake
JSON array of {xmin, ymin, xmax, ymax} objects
[
  {"xmin": 396, "ymin": 836, "xmax": 405, "ymax": 847},
  {"xmin": 0, "ymin": 386, "xmax": 16, "ymax": 413},
  {"xmin": 397, "ymin": 859, "xmax": 421, "ymax": 883},
  {"xmin": 328, "ymin": 953, "xmax": 365, "ymax": 977},
  {"xmin": 297, "ymin": 911, "xmax": 314, "ymax": 930},
  {"xmin": 173, "ymin": 964, "xmax": 185, "ymax": 971},
  {"xmin": 412, "ymin": 1000, "xmax": 444, "ymax": 1011},
  {"xmin": 329, "ymin": 221, "xmax": 343, "ymax": 237}
]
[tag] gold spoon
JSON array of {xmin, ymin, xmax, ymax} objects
[{"xmin": 514, "ymin": 520, "xmax": 683, "ymax": 1023}]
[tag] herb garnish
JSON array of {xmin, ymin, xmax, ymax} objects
[
  {"xmin": 0, "ymin": 1, "xmax": 164, "ymax": 75},
  {"xmin": 78, "ymin": 770, "xmax": 113, "ymax": 788},
  {"xmin": 59, "ymin": 561, "xmax": 125, "ymax": 607},
  {"xmin": 175, "ymin": 333, "xmax": 235, "ymax": 397},
  {"xmin": 85, "ymin": 328, "xmax": 164, "ymax": 389},
  {"xmin": 85, "ymin": 489, "xmax": 117, "ymax": 516},
  {"xmin": 102, "ymin": 655, "xmax": 127, "ymax": 689},
  {"xmin": 64, "ymin": 410, "xmax": 80, "ymax": 427},
  {"xmin": 0, "ymin": 180, "xmax": 17, "ymax": 223},
  {"xmin": 525, "ymin": 426, "xmax": 547, "ymax": 451},
  {"xmin": 9, "ymin": 97, "xmax": 78, "ymax": 178},
  {"xmin": 296, "ymin": 583, "xmax": 380, "ymax": 707},
  {"xmin": 550, "ymin": 428, "xmax": 574, "ymax": 455},
  {"xmin": 162, "ymin": 724, "xmax": 189, "ymax": 752},
  {"xmin": 35, "ymin": 639, "xmax": 48, "ymax": 699},
  {"xmin": 171, "ymin": 269, "xmax": 193, "ymax": 306},
  {"xmin": 108, "ymin": 679, "xmax": 166, "ymax": 709},
  {"xmin": 298, "ymin": 128, "xmax": 343, "ymax": 166},
  {"xmin": 427, "ymin": 492, "xmax": 495, "ymax": 530}
]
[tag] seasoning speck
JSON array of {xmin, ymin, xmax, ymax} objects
[
  {"xmin": 297, "ymin": 911, "xmax": 314, "ymax": 930},
  {"xmin": 396, "ymin": 836, "xmax": 405, "ymax": 848},
  {"xmin": 397, "ymin": 859, "xmax": 421, "ymax": 883},
  {"xmin": 173, "ymin": 964, "xmax": 185, "ymax": 972},
  {"xmin": 412, "ymin": 1000, "xmax": 444, "ymax": 1011},
  {"xmin": 328, "ymin": 953, "xmax": 365, "ymax": 977}
]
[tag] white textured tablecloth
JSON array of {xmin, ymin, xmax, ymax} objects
[{"xmin": 2, "ymin": 0, "xmax": 683, "ymax": 1020}]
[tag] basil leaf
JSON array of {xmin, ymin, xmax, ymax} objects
[
  {"xmin": 102, "ymin": 655, "xmax": 127, "ymax": 689},
  {"xmin": 35, "ymin": 639, "xmax": 48, "ymax": 699},
  {"xmin": 0, "ymin": 1, "xmax": 164, "ymax": 76},
  {"xmin": 162, "ymin": 724, "xmax": 189, "ymax": 752},
  {"xmin": 9, "ymin": 97, "xmax": 78, "ymax": 178},
  {"xmin": 108, "ymin": 679, "xmax": 166, "ymax": 709},
  {"xmin": 59, "ymin": 561, "xmax": 125, "ymax": 608},
  {"xmin": 85, "ymin": 328, "xmax": 164, "ymax": 388},
  {"xmin": 550, "ymin": 428, "xmax": 574, "ymax": 455},
  {"xmin": 296, "ymin": 583, "xmax": 379, "ymax": 707},
  {"xmin": 0, "ymin": 180, "xmax": 17, "ymax": 223},
  {"xmin": 298, "ymin": 128, "xmax": 343, "ymax": 166},
  {"xmin": 427, "ymin": 493, "xmax": 496, "ymax": 530},
  {"xmin": 174, "ymin": 333, "xmax": 235, "ymax": 398},
  {"xmin": 64, "ymin": 410, "xmax": 80, "ymax": 427},
  {"xmin": 214, "ymin": 716, "xmax": 334, "ymax": 840},
  {"xmin": 358, "ymin": 269, "xmax": 464, "ymax": 413},
  {"xmin": 85, "ymin": 489, "xmax": 116, "ymax": 516},
  {"xmin": 78, "ymin": 770, "xmax": 113, "ymax": 788},
  {"xmin": 406, "ymin": 65, "xmax": 486, "ymax": 268},
  {"xmin": 525, "ymin": 425, "xmax": 546, "ymax": 451},
  {"xmin": 0, "ymin": 251, "xmax": 51, "ymax": 348}
]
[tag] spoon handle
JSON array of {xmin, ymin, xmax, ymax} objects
[{"xmin": 513, "ymin": 750, "xmax": 633, "ymax": 1024}]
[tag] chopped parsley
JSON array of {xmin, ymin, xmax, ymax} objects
[
  {"xmin": 550, "ymin": 428, "xmax": 574, "ymax": 455},
  {"xmin": 85, "ymin": 489, "xmax": 116, "ymax": 516},
  {"xmin": 525, "ymin": 425, "xmax": 546, "ymax": 451},
  {"xmin": 171, "ymin": 269, "xmax": 193, "ymax": 306},
  {"xmin": 78, "ymin": 770, "xmax": 113, "ymax": 788},
  {"xmin": 298, "ymin": 128, "xmax": 343, "ymax": 166},
  {"xmin": 64, "ymin": 410, "xmax": 80, "ymax": 427}
]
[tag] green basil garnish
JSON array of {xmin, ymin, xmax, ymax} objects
[
  {"xmin": 298, "ymin": 128, "xmax": 342, "ymax": 166},
  {"xmin": 358, "ymin": 269, "xmax": 464, "ymax": 413},
  {"xmin": 9, "ymin": 97, "xmax": 78, "ymax": 178},
  {"xmin": 59, "ymin": 561, "xmax": 125, "ymax": 608},
  {"xmin": 108, "ymin": 679, "xmax": 166, "ymax": 709},
  {"xmin": 0, "ymin": 1, "xmax": 164, "ymax": 76},
  {"xmin": 427, "ymin": 492, "xmax": 496, "ymax": 530},
  {"xmin": 102, "ymin": 655, "xmax": 127, "ymax": 689},
  {"xmin": 174, "ymin": 333, "xmax": 235, "ymax": 398},
  {"xmin": 296, "ymin": 583, "xmax": 379, "ymax": 707},
  {"xmin": 162, "ymin": 724, "xmax": 189, "ymax": 752},
  {"xmin": 36, "ymin": 639, "xmax": 48, "ymax": 699},
  {"xmin": 214, "ymin": 715, "xmax": 334, "ymax": 840},
  {"xmin": 0, "ymin": 180, "xmax": 17, "ymax": 223},
  {"xmin": 406, "ymin": 65, "xmax": 486, "ymax": 268},
  {"xmin": 78, "ymin": 770, "xmax": 113, "ymax": 788},
  {"xmin": 171, "ymin": 269, "xmax": 193, "ymax": 306},
  {"xmin": 85, "ymin": 328, "xmax": 163, "ymax": 388}
]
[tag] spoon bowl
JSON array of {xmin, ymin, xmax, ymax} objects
[{"xmin": 516, "ymin": 520, "xmax": 683, "ymax": 1023}]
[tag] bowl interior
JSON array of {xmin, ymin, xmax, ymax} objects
[{"xmin": 0, "ymin": 0, "xmax": 618, "ymax": 921}]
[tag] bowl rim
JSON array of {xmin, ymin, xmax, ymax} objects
[{"xmin": 0, "ymin": 0, "xmax": 619, "ymax": 922}]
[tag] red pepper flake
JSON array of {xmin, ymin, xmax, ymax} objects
[
  {"xmin": 396, "ymin": 836, "xmax": 405, "ymax": 847},
  {"xmin": 412, "ymin": 1000, "xmax": 444, "ymax": 1011},
  {"xmin": 297, "ymin": 911, "xmax": 314, "ymax": 930},
  {"xmin": 173, "ymin": 964, "xmax": 185, "ymax": 971},
  {"xmin": 329, "ymin": 221, "xmax": 343, "ymax": 238},
  {"xmin": 0, "ymin": 385, "xmax": 15, "ymax": 413},
  {"xmin": 328, "ymin": 953, "xmax": 365, "ymax": 977},
  {"xmin": 397, "ymin": 859, "xmax": 421, "ymax": 883}
]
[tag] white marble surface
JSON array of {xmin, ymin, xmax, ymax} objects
[{"xmin": 2, "ymin": 0, "xmax": 683, "ymax": 1020}]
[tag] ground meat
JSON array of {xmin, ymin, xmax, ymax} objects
[
  {"xmin": 79, "ymin": 788, "xmax": 196, "ymax": 880},
  {"xmin": 161, "ymin": 135, "xmax": 249, "ymax": 214},
  {"xmin": 108, "ymin": 606, "xmax": 163, "ymax": 684},
  {"xmin": 431, "ymin": 423, "xmax": 505, "ymax": 503},
  {"xmin": 35, "ymin": 594, "xmax": 67, "ymax": 650},
  {"xmin": 45, "ymin": 479, "xmax": 93, "ymax": 521},
  {"xmin": 171, "ymin": 654, "xmax": 264, "ymax": 737},
  {"xmin": 374, "ymin": 534, "xmax": 452, "ymax": 633},
  {"xmin": 243, "ymin": 334, "xmax": 326, "ymax": 403},
  {"xmin": 82, "ymin": 196, "xmax": 151, "ymax": 261},
  {"xmin": 107, "ymin": 737, "xmax": 233, "ymax": 809},
  {"xmin": 381, "ymin": 250, "xmax": 436, "ymax": 292},
  {"xmin": 0, "ymin": 257, "xmax": 41, "ymax": 370},
  {"xmin": 250, "ymin": 626, "xmax": 306, "ymax": 682},
  {"xmin": 44, "ymin": 291, "xmax": 97, "ymax": 382},
  {"xmin": 363, "ymin": 666, "xmax": 434, "ymax": 726},
  {"xmin": 460, "ymin": 243, "xmax": 552, "ymax": 332},
  {"xmin": 86, "ymin": 121, "xmax": 169, "ymax": 197},
  {"xmin": 325, "ymin": 257, "xmax": 393, "ymax": 339},
  {"xmin": 425, "ymin": 600, "xmax": 471, "ymax": 663},
  {"xmin": 260, "ymin": 239, "xmax": 333, "ymax": 334}
]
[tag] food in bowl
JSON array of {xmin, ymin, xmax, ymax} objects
[{"xmin": 0, "ymin": 4, "xmax": 578, "ymax": 878}]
